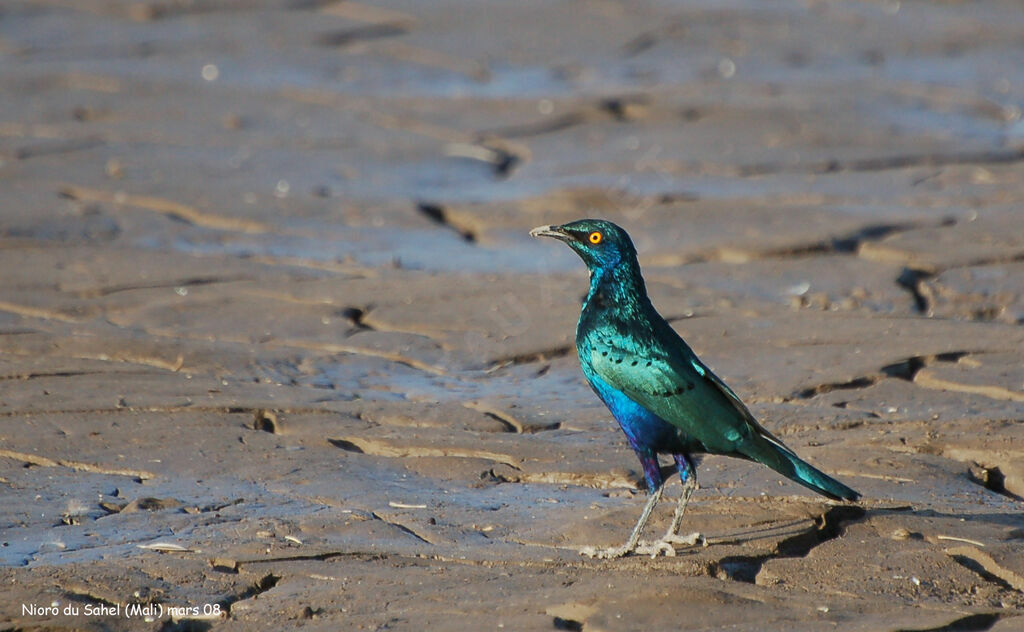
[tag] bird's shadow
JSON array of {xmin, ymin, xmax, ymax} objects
[{"xmin": 705, "ymin": 517, "xmax": 817, "ymax": 547}]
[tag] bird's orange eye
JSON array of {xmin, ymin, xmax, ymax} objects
[{"xmin": 588, "ymin": 231, "xmax": 603, "ymax": 244}]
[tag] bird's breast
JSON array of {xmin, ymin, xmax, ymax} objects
[{"xmin": 583, "ymin": 370, "xmax": 694, "ymax": 454}]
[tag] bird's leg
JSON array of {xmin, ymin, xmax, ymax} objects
[
  {"xmin": 580, "ymin": 449, "xmax": 671, "ymax": 559},
  {"xmin": 653, "ymin": 454, "xmax": 704, "ymax": 551},
  {"xmin": 666, "ymin": 454, "xmax": 697, "ymax": 537},
  {"xmin": 579, "ymin": 485, "xmax": 665, "ymax": 559}
]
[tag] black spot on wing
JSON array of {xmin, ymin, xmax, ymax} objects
[{"xmin": 656, "ymin": 382, "xmax": 694, "ymax": 397}]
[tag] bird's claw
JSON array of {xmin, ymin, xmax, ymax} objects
[
  {"xmin": 636, "ymin": 539, "xmax": 677, "ymax": 557},
  {"xmin": 661, "ymin": 531, "xmax": 705, "ymax": 547}
]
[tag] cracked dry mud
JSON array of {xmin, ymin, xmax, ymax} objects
[{"xmin": 2, "ymin": 1, "xmax": 1024, "ymax": 631}]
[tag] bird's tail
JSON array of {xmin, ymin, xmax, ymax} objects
[{"xmin": 743, "ymin": 433, "xmax": 860, "ymax": 501}]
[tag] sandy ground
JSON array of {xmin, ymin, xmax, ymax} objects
[{"xmin": 2, "ymin": 0, "xmax": 1024, "ymax": 630}]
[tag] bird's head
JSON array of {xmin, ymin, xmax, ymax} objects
[{"xmin": 529, "ymin": 218, "xmax": 637, "ymax": 273}]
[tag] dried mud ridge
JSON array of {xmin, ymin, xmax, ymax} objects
[
  {"xmin": 791, "ymin": 351, "xmax": 973, "ymax": 401},
  {"xmin": 710, "ymin": 505, "xmax": 868, "ymax": 583}
]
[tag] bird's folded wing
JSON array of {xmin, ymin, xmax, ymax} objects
[{"xmin": 589, "ymin": 342, "xmax": 794, "ymax": 455}]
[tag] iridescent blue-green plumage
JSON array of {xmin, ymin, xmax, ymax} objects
[{"xmin": 531, "ymin": 219, "xmax": 859, "ymax": 557}]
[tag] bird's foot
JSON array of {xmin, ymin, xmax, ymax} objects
[
  {"xmin": 579, "ymin": 534, "xmax": 703, "ymax": 559},
  {"xmin": 578, "ymin": 544, "xmax": 634, "ymax": 559},
  {"xmin": 634, "ymin": 539, "xmax": 678, "ymax": 558},
  {"xmin": 578, "ymin": 542, "xmax": 673, "ymax": 559},
  {"xmin": 635, "ymin": 532, "xmax": 705, "ymax": 558}
]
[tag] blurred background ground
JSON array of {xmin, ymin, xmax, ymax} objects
[{"xmin": 1, "ymin": 0, "xmax": 1023, "ymax": 630}]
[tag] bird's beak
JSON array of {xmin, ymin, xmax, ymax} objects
[{"xmin": 529, "ymin": 224, "xmax": 570, "ymax": 241}]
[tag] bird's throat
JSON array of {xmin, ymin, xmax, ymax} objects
[{"xmin": 584, "ymin": 261, "xmax": 648, "ymax": 315}]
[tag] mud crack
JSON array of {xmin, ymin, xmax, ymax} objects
[
  {"xmin": 329, "ymin": 436, "xmax": 521, "ymax": 468},
  {"xmin": 897, "ymin": 267, "xmax": 936, "ymax": 315},
  {"xmin": 443, "ymin": 141, "xmax": 522, "ymax": 177},
  {"xmin": 739, "ymin": 147, "xmax": 1024, "ymax": 177},
  {"xmin": 0, "ymin": 448, "xmax": 155, "ymax": 480},
  {"xmin": 0, "ymin": 369, "xmax": 103, "ymax": 381},
  {"xmin": 251, "ymin": 409, "xmax": 280, "ymax": 434},
  {"xmin": 341, "ymin": 306, "xmax": 374, "ymax": 332},
  {"xmin": 486, "ymin": 464, "xmax": 636, "ymax": 489},
  {"xmin": 220, "ymin": 573, "xmax": 280, "ymax": 618},
  {"xmin": 967, "ymin": 462, "xmax": 1023, "ymax": 501},
  {"xmin": 553, "ymin": 616, "xmax": 585, "ymax": 631},
  {"xmin": 12, "ymin": 137, "xmax": 104, "ymax": 161},
  {"xmin": 59, "ymin": 185, "xmax": 271, "ymax": 234},
  {"xmin": 486, "ymin": 345, "xmax": 573, "ymax": 369},
  {"xmin": 893, "ymin": 612, "xmax": 1007, "ymax": 632},
  {"xmin": 416, "ymin": 202, "xmax": 477, "ymax": 242},
  {"xmin": 315, "ymin": 23, "xmax": 407, "ymax": 48},
  {"xmin": 942, "ymin": 449, "xmax": 1024, "ymax": 501},
  {"xmin": 791, "ymin": 351, "xmax": 972, "ymax": 401},
  {"xmin": 370, "ymin": 511, "xmax": 435, "ymax": 545},
  {"xmin": 793, "ymin": 376, "xmax": 880, "ymax": 399},
  {"xmin": 945, "ymin": 546, "xmax": 1024, "ymax": 593},
  {"xmin": 766, "ymin": 222, "xmax": 924, "ymax": 258},
  {"xmin": 461, "ymin": 401, "xmax": 561, "ymax": 433}
]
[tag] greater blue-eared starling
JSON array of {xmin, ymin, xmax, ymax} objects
[{"xmin": 531, "ymin": 219, "xmax": 860, "ymax": 558}]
